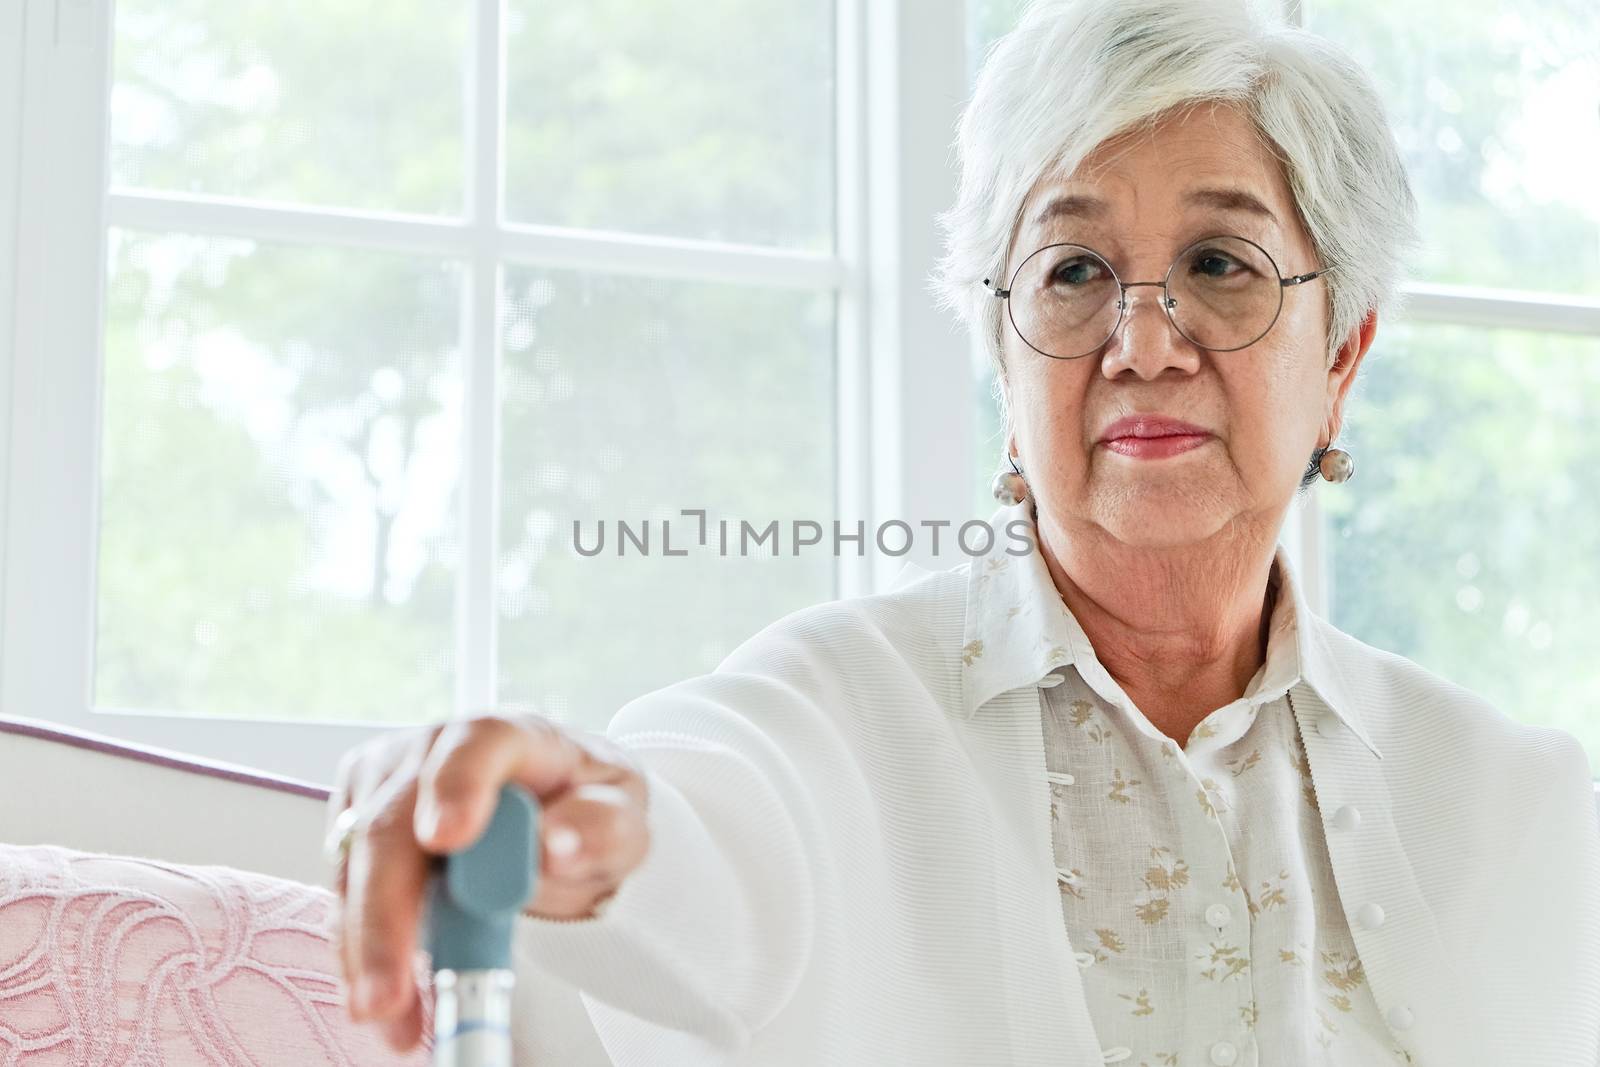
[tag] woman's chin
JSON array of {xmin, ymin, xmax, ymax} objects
[{"xmin": 1087, "ymin": 484, "xmax": 1234, "ymax": 548}]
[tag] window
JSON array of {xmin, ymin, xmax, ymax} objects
[
  {"xmin": 1328, "ymin": 324, "xmax": 1600, "ymax": 753},
  {"xmin": 101, "ymin": 0, "xmax": 842, "ymax": 733},
  {"xmin": 1304, "ymin": 0, "xmax": 1600, "ymax": 770},
  {"xmin": 100, "ymin": 0, "xmax": 844, "ymax": 739},
  {"xmin": 966, "ymin": 0, "xmax": 1600, "ymax": 772},
  {"xmin": 1, "ymin": 0, "xmax": 974, "ymax": 782}
]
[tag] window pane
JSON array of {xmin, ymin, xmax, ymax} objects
[
  {"xmin": 110, "ymin": 1, "xmax": 467, "ymax": 214},
  {"xmin": 502, "ymin": 0, "xmax": 835, "ymax": 250},
  {"xmin": 497, "ymin": 269, "xmax": 836, "ymax": 730},
  {"xmin": 1327, "ymin": 323, "xmax": 1600, "ymax": 772},
  {"xmin": 1306, "ymin": 0, "xmax": 1599, "ymax": 296},
  {"xmin": 98, "ymin": 230, "xmax": 463, "ymax": 721}
]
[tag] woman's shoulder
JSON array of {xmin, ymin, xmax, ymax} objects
[
  {"xmin": 735, "ymin": 558, "xmax": 965, "ymax": 645},
  {"xmin": 1308, "ymin": 615, "xmax": 1592, "ymax": 785},
  {"xmin": 709, "ymin": 560, "xmax": 971, "ymax": 691}
]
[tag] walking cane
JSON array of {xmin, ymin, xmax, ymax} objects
[{"xmin": 423, "ymin": 783, "xmax": 540, "ymax": 1067}]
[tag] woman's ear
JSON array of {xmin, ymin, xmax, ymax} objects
[{"xmin": 1325, "ymin": 308, "xmax": 1378, "ymax": 437}]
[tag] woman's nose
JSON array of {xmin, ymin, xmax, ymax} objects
[{"xmin": 1101, "ymin": 286, "xmax": 1202, "ymax": 381}]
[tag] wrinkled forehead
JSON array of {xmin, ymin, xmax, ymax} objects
[{"xmin": 1013, "ymin": 107, "xmax": 1309, "ymax": 264}]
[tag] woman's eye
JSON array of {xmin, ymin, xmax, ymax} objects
[
  {"xmin": 1193, "ymin": 252, "xmax": 1242, "ymax": 277},
  {"xmin": 1052, "ymin": 259, "xmax": 1102, "ymax": 285}
]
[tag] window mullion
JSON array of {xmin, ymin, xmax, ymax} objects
[
  {"xmin": 2, "ymin": 0, "xmax": 112, "ymax": 733},
  {"xmin": 0, "ymin": 0, "xmax": 25, "ymax": 665},
  {"xmin": 456, "ymin": 0, "xmax": 504, "ymax": 717},
  {"xmin": 833, "ymin": 0, "xmax": 870, "ymax": 599},
  {"xmin": 863, "ymin": 0, "xmax": 970, "ymax": 591},
  {"xmin": 105, "ymin": 190, "xmax": 477, "ymax": 258}
]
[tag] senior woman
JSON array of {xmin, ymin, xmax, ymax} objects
[{"xmin": 326, "ymin": 0, "xmax": 1600, "ymax": 1064}]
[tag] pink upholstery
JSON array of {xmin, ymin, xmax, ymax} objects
[{"xmin": 0, "ymin": 843, "xmax": 433, "ymax": 1065}]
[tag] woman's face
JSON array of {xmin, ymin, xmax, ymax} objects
[{"xmin": 1001, "ymin": 101, "xmax": 1373, "ymax": 550}]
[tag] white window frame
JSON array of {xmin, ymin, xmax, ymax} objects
[
  {"xmin": 0, "ymin": 0, "xmax": 971, "ymax": 784},
  {"xmin": 0, "ymin": 0, "xmax": 1594, "ymax": 793}
]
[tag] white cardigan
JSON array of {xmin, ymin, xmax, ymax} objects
[{"xmin": 510, "ymin": 503, "xmax": 1600, "ymax": 1065}]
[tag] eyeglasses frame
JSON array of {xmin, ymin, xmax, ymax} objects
[{"xmin": 981, "ymin": 233, "xmax": 1335, "ymax": 361}]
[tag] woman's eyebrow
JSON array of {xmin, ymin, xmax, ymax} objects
[
  {"xmin": 1181, "ymin": 186, "xmax": 1280, "ymax": 226},
  {"xmin": 1032, "ymin": 193, "xmax": 1107, "ymax": 230},
  {"xmin": 1032, "ymin": 186, "xmax": 1280, "ymax": 231}
]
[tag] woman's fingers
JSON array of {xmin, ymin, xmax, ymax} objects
[
  {"xmin": 328, "ymin": 738, "xmax": 398, "ymax": 988},
  {"xmin": 379, "ymin": 979, "xmax": 426, "ymax": 1052},
  {"xmin": 413, "ymin": 717, "xmax": 649, "ymax": 913},
  {"xmin": 338, "ymin": 732, "xmax": 436, "ymax": 1026},
  {"xmin": 344, "ymin": 777, "xmax": 434, "ymax": 1023},
  {"xmin": 413, "ymin": 713, "xmax": 587, "ymax": 854},
  {"xmin": 525, "ymin": 781, "xmax": 650, "ymax": 920},
  {"xmin": 324, "ymin": 712, "xmax": 652, "ymax": 1043}
]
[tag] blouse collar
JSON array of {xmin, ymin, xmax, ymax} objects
[{"xmin": 958, "ymin": 498, "xmax": 1382, "ymax": 760}]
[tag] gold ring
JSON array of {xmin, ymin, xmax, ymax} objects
[{"xmin": 323, "ymin": 805, "xmax": 364, "ymax": 867}]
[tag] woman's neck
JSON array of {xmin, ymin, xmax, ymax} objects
[{"xmin": 1036, "ymin": 513, "xmax": 1280, "ymax": 745}]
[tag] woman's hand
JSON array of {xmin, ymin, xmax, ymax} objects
[{"xmin": 325, "ymin": 712, "xmax": 651, "ymax": 1051}]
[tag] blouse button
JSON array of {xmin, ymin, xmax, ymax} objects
[
  {"xmin": 1074, "ymin": 950, "xmax": 1097, "ymax": 968},
  {"xmin": 1356, "ymin": 902, "xmax": 1386, "ymax": 929},
  {"xmin": 1332, "ymin": 804, "xmax": 1362, "ymax": 831},
  {"xmin": 1100, "ymin": 1048, "xmax": 1132, "ymax": 1064},
  {"xmin": 1038, "ymin": 672, "xmax": 1066, "ymax": 688},
  {"xmin": 1205, "ymin": 903, "xmax": 1232, "ymax": 928},
  {"xmin": 1314, "ymin": 712, "xmax": 1341, "ymax": 737},
  {"xmin": 1209, "ymin": 1040, "xmax": 1238, "ymax": 1065},
  {"xmin": 1387, "ymin": 1004, "xmax": 1415, "ymax": 1031}
]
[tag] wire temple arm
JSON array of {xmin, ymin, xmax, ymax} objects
[{"xmin": 1282, "ymin": 266, "xmax": 1335, "ymax": 287}]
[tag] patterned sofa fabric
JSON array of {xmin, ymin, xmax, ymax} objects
[{"xmin": 0, "ymin": 843, "xmax": 433, "ymax": 1065}]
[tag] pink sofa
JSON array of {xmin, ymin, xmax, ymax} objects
[{"xmin": 0, "ymin": 715, "xmax": 433, "ymax": 1064}]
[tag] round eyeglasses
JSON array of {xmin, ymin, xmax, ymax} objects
[{"xmin": 982, "ymin": 234, "xmax": 1334, "ymax": 361}]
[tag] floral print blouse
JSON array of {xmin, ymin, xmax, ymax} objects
[{"xmin": 1039, "ymin": 558, "xmax": 1417, "ymax": 1066}]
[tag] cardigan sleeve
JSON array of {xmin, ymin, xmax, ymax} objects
[{"xmin": 505, "ymin": 652, "xmax": 845, "ymax": 1063}]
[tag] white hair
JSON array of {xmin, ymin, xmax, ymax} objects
[{"xmin": 927, "ymin": 0, "xmax": 1422, "ymax": 484}]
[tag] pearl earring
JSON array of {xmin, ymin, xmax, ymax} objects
[
  {"xmin": 1319, "ymin": 446, "xmax": 1355, "ymax": 483},
  {"xmin": 991, "ymin": 451, "xmax": 1028, "ymax": 505}
]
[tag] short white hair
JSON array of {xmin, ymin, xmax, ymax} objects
[{"xmin": 928, "ymin": 0, "xmax": 1421, "ymax": 461}]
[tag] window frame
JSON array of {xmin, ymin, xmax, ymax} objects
[{"xmin": 0, "ymin": 0, "xmax": 973, "ymax": 783}]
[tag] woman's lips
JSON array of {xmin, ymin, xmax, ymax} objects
[{"xmin": 1103, "ymin": 433, "xmax": 1211, "ymax": 459}]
